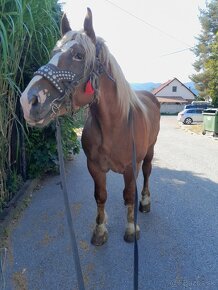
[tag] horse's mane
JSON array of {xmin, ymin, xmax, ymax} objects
[
  {"xmin": 97, "ymin": 37, "xmax": 147, "ymax": 119},
  {"xmin": 55, "ymin": 31, "xmax": 147, "ymax": 119}
]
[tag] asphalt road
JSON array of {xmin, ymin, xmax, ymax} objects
[{"xmin": 3, "ymin": 116, "xmax": 218, "ymax": 290}]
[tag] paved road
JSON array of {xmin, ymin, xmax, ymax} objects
[{"xmin": 3, "ymin": 116, "xmax": 218, "ymax": 290}]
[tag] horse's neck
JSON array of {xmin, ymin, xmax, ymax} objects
[{"xmin": 90, "ymin": 75, "xmax": 128, "ymax": 146}]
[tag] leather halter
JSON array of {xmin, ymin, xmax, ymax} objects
[
  {"xmin": 34, "ymin": 63, "xmax": 79, "ymax": 95},
  {"xmin": 33, "ymin": 42, "xmax": 114, "ymax": 114},
  {"xmin": 34, "ymin": 59, "xmax": 96, "ymax": 114}
]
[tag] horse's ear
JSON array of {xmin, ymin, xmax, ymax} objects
[
  {"xmin": 84, "ymin": 8, "xmax": 96, "ymax": 44},
  {"xmin": 61, "ymin": 13, "xmax": 71, "ymax": 36}
]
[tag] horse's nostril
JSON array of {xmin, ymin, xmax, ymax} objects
[{"xmin": 30, "ymin": 95, "xmax": 39, "ymax": 106}]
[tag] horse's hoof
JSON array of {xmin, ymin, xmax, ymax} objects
[
  {"xmin": 139, "ymin": 202, "xmax": 150, "ymax": 213},
  {"xmin": 91, "ymin": 230, "xmax": 108, "ymax": 246},
  {"xmin": 124, "ymin": 230, "xmax": 140, "ymax": 243}
]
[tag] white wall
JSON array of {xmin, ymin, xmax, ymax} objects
[
  {"xmin": 160, "ymin": 103, "xmax": 184, "ymax": 114},
  {"xmin": 156, "ymin": 79, "xmax": 195, "ymax": 100}
]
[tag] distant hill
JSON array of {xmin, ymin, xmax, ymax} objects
[
  {"xmin": 130, "ymin": 81, "xmax": 198, "ymax": 96},
  {"xmin": 130, "ymin": 82, "xmax": 160, "ymax": 92}
]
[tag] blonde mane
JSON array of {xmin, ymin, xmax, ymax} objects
[
  {"xmin": 55, "ymin": 31, "xmax": 147, "ymax": 119},
  {"xmin": 96, "ymin": 37, "xmax": 147, "ymax": 119}
]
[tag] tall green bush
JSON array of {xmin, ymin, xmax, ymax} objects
[{"xmin": 0, "ymin": 0, "xmax": 80, "ymax": 211}]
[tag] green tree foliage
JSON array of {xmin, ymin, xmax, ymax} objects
[
  {"xmin": 206, "ymin": 33, "xmax": 218, "ymax": 106},
  {"xmin": 191, "ymin": 0, "xmax": 218, "ymax": 104}
]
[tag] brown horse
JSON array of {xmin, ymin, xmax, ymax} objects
[{"xmin": 20, "ymin": 9, "xmax": 160, "ymax": 246}]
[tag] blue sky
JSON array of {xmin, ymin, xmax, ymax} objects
[{"xmin": 62, "ymin": 0, "xmax": 206, "ymax": 83}]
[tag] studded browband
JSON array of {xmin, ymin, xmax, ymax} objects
[
  {"xmin": 34, "ymin": 63, "xmax": 80, "ymax": 94},
  {"xmin": 33, "ymin": 44, "xmax": 115, "ymax": 114}
]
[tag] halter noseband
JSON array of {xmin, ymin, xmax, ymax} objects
[
  {"xmin": 34, "ymin": 63, "xmax": 78, "ymax": 95},
  {"xmin": 34, "ymin": 61, "xmax": 95, "ymax": 114},
  {"xmin": 33, "ymin": 42, "xmax": 114, "ymax": 115}
]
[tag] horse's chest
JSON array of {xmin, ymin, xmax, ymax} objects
[
  {"xmin": 96, "ymin": 146, "xmax": 127, "ymax": 173},
  {"xmin": 82, "ymin": 120, "xmax": 133, "ymax": 173}
]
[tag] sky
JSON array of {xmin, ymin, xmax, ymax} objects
[{"xmin": 62, "ymin": 0, "xmax": 207, "ymax": 84}]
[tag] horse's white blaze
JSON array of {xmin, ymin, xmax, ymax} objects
[
  {"xmin": 21, "ymin": 76, "xmax": 42, "ymax": 100},
  {"xmin": 20, "ymin": 76, "xmax": 43, "ymax": 116},
  {"xmin": 61, "ymin": 40, "xmax": 77, "ymax": 52},
  {"xmin": 38, "ymin": 89, "xmax": 49, "ymax": 104},
  {"xmin": 49, "ymin": 52, "xmax": 62, "ymax": 66},
  {"xmin": 49, "ymin": 41, "xmax": 78, "ymax": 66}
]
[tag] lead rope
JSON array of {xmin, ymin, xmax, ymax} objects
[
  {"xmin": 55, "ymin": 118, "xmax": 85, "ymax": 290},
  {"xmin": 130, "ymin": 109, "xmax": 139, "ymax": 290},
  {"xmin": 132, "ymin": 139, "xmax": 139, "ymax": 290}
]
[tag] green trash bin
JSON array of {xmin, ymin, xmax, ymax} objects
[{"xmin": 202, "ymin": 108, "xmax": 218, "ymax": 137}]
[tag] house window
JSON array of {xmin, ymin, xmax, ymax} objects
[{"xmin": 172, "ymin": 86, "xmax": 177, "ymax": 92}]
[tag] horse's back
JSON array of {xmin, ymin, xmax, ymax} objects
[{"xmin": 135, "ymin": 90, "xmax": 160, "ymax": 110}]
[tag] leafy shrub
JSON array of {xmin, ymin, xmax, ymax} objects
[{"xmin": 26, "ymin": 116, "xmax": 80, "ymax": 178}]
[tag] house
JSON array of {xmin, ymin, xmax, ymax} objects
[{"xmin": 152, "ymin": 78, "xmax": 197, "ymax": 114}]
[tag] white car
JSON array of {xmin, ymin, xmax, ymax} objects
[{"xmin": 177, "ymin": 108, "xmax": 204, "ymax": 124}]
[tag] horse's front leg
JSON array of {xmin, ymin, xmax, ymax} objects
[
  {"xmin": 87, "ymin": 160, "xmax": 108, "ymax": 246},
  {"xmin": 139, "ymin": 145, "xmax": 154, "ymax": 213},
  {"xmin": 123, "ymin": 165, "xmax": 140, "ymax": 243}
]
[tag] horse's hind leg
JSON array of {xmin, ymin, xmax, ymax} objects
[
  {"xmin": 139, "ymin": 145, "xmax": 154, "ymax": 213},
  {"xmin": 123, "ymin": 165, "xmax": 140, "ymax": 243},
  {"xmin": 87, "ymin": 160, "xmax": 108, "ymax": 246}
]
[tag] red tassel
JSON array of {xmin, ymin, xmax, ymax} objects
[{"xmin": 85, "ymin": 80, "xmax": 94, "ymax": 95}]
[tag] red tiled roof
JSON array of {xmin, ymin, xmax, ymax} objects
[
  {"xmin": 157, "ymin": 97, "xmax": 188, "ymax": 103},
  {"xmin": 152, "ymin": 79, "xmax": 172, "ymax": 95}
]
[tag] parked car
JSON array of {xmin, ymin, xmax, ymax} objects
[
  {"xmin": 184, "ymin": 103, "xmax": 213, "ymax": 110},
  {"xmin": 177, "ymin": 108, "xmax": 204, "ymax": 124}
]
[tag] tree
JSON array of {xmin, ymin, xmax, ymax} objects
[
  {"xmin": 206, "ymin": 33, "xmax": 218, "ymax": 106},
  {"xmin": 191, "ymin": 0, "xmax": 218, "ymax": 104}
]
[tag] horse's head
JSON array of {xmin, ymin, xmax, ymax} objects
[{"xmin": 20, "ymin": 8, "xmax": 97, "ymax": 127}]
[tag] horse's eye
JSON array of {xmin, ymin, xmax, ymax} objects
[{"xmin": 73, "ymin": 53, "xmax": 84, "ymax": 61}]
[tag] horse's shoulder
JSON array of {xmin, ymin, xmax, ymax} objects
[{"xmin": 82, "ymin": 114, "xmax": 101, "ymax": 145}]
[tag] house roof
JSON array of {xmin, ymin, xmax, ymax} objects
[
  {"xmin": 152, "ymin": 77, "xmax": 197, "ymax": 97},
  {"xmin": 157, "ymin": 96, "xmax": 188, "ymax": 103},
  {"xmin": 152, "ymin": 79, "xmax": 172, "ymax": 95}
]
